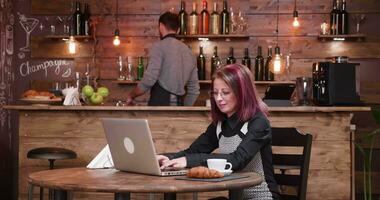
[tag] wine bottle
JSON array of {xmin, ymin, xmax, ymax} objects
[
  {"xmin": 197, "ymin": 46, "xmax": 206, "ymax": 80},
  {"xmin": 221, "ymin": 0, "xmax": 229, "ymax": 35},
  {"xmin": 200, "ymin": 0, "xmax": 210, "ymax": 34},
  {"xmin": 137, "ymin": 57, "xmax": 144, "ymax": 80},
  {"xmin": 179, "ymin": 1, "xmax": 188, "ymax": 35},
  {"xmin": 254, "ymin": 46, "xmax": 264, "ymax": 81},
  {"xmin": 264, "ymin": 47, "xmax": 274, "ymax": 81},
  {"xmin": 210, "ymin": 2, "xmax": 221, "ymax": 35},
  {"xmin": 211, "ymin": 46, "xmax": 220, "ymax": 77},
  {"xmin": 188, "ymin": 3, "xmax": 199, "ymax": 35},
  {"xmin": 72, "ymin": 1, "xmax": 83, "ymax": 35},
  {"xmin": 82, "ymin": 3, "xmax": 91, "ymax": 36},
  {"xmin": 226, "ymin": 47, "xmax": 236, "ymax": 64},
  {"xmin": 242, "ymin": 48, "xmax": 251, "ymax": 70},
  {"xmin": 341, "ymin": 0, "xmax": 348, "ymax": 34},
  {"xmin": 330, "ymin": 0, "xmax": 339, "ymax": 35}
]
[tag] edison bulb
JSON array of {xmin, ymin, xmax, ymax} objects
[
  {"xmin": 269, "ymin": 46, "xmax": 285, "ymax": 74},
  {"xmin": 113, "ymin": 35, "xmax": 121, "ymax": 46},
  {"xmin": 293, "ymin": 17, "xmax": 300, "ymax": 27},
  {"xmin": 68, "ymin": 36, "xmax": 76, "ymax": 54}
]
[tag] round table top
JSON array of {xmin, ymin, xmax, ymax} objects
[{"xmin": 28, "ymin": 167, "xmax": 263, "ymax": 194}]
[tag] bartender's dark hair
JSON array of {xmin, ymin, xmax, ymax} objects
[
  {"xmin": 159, "ymin": 12, "xmax": 179, "ymax": 31},
  {"xmin": 211, "ymin": 64, "xmax": 269, "ymax": 124}
]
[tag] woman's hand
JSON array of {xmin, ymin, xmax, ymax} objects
[
  {"xmin": 156, "ymin": 155, "xmax": 169, "ymax": 167},
  {"xmin": 160, "ymin": 156, "xmax": 187, "ymax": 170}
]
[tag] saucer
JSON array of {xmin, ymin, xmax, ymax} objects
[{"xmin": 221, "ymin": 169, "xmax": 233, "ymax": 176}]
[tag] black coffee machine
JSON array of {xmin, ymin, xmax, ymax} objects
[{"xmin": 312, "ymin": 62, "xmax": 361, "ymax": 106}]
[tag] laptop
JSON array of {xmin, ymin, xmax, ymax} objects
[{"xmin": 101, "ymin": 118, "xmax": 187, "ymax": 176}]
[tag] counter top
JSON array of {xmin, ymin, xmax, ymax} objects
[{"xmin": 3, "ymin": 105, "xmax": 371, "ymax": 112}]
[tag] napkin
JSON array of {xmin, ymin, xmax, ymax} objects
[{"xmin": 62, "ymin": 87, "xmax": 82, "ymax": 106}]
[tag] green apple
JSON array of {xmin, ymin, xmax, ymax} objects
[
  {"xmin": 82, "ymin": 85, "xmax": 94, "ymax": 98},
  {"xmin": 97, "ymin": 87, "xmax": 109, "ymax": 98},
  {"xmin": 90, "ymin": 93, "xmax": 103, "ymax": 105}
]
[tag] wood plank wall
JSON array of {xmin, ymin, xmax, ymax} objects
[{"xmin": 28, "ymin": 0, "xmax": 380, "ymax": 199}]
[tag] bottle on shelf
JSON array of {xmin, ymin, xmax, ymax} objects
[
  {"xmin": 221, "ymin": 0, "xmax": 229, "ymax": 35},
  {"xmin": 188, "ymin": 3, "xmax": 199, "ymax": 35},
  {"xmin": 82, "ymin": 3, "xmax": 91, "ymax": 36},
  {"xmin": 126, "ymin": 56, "xmax": 134, "ymax": 81},
  {"xmin": 254, "ymin": 46, "xmax": 264, "ymax": 81},
  {"xmin": 197, "ymin": 46, "xmax": 206, "ymax": 80},
  {"xmin": 330, "ymin": 0, "xmax": 340, "ymax": 35},
  {"xmin": 210, "ymin": 2, "xmax": 221, "ymax": 35},
  {"xmin": 242, "ymin": 48, "xmax": 251, "ymax": 70},
  {"xmin": 340, "ymin": 0, "xmax": 348, "ymax": 34},
  {"xmin": 211, "ymin": 46, "xmax": 220, "ymax": 77},
  {"xmin": 264, "ymin": 47, "xmax": 274, "ymax": 81},
  {"xmin": 179, "ymin": 1, "xmax": 188, "ymax": 35},
  {"xmin": 200, "ymin": 0, "xmax": 210, "ymax": 34},
  {"xmin": 137, "ymin": 57, "xmax": 145, "ymax": 80},
  {"xmin": 72, "ymin": 1, "xmax": 83, "ymax": 35},
  {"xmin": 226, "ymin": 47, "xmax": 236, "ymax": 64}
]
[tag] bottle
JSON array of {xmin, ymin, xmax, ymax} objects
[
  {"xmin": 179, "ymin": 1, "xmax": 188, "ymax": 35},
  {"xmin": 242, "ymin": 48, "xmax": 251, "ymax": 70},
  {"xmin": 226, "ymin": 47, "xmax": 236, "ymax": 64},
  {"xmin": 221, "ymin": 0, "xmax": 229, "ymax": 34},
  {"xmin": 72, "ymin": 1, "xmax": 83, "ymax": 35},
  {"xmin": 197, "ymin": 46, "xmax": 206, "ymax": 80},
  {"xmin": 126, "ymin": 56, "xmax": 134, "ymax": 81},
  {"xmin": 82, "ymin": 3, "xmax": 91, "ymax": 36},
  {"xmin": 117, "ymin": 56, "xmax": 125, "ymax": 80},
  {"xmin": 254, "ymin": 46, "xmax": 265, "ymax": 81},
  {"xmin": 137, "ymin": 57, "xmax": 144, "ymax": 80},
  {"xmin": 330, "ymin": 0, "xmax": 340, "ymax": 35},
  {"xmin": 211, "ymin": 46, "xmax": 220, "ymax": 77},
  {"xmin": 188, "ymin": 3, "xmax": 199, "ymax": 35},
  {"xmin": 264, "ymin": 47, "xmax": 274, "ymax": 81},
  {"xmin": 200, "ymin": 0, "xmax": 210, "ymax": 34},
  {"xmin": 340, "ymin": 0, "xmax": 348, "ymax": 34},
  {"xmin": 210, "ymin": 2, "xmax": 221, "ymax": 35}
]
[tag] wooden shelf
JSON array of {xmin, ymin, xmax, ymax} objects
[
  {"xmin": 114, "ymin": 80, "xmax": 294, "ymax": 85},
  {"xmin": 317, "ymin": 34, "xmax": 365, "ymax": 41},
  {"xmin": 177, "ymin": 34, "xmax": 249, "ymax": 41},
  {"xmin": 113, "ymin": 80, "xmax": 139, "ymax": 85},
  {"xmin": 45, "ymin": 35, "xmax": 93, "ymax": 40}
]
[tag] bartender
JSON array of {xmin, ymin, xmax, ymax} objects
[{"xmin": 126, "ymin": 12, "xmax": 200, "ymax": 106}]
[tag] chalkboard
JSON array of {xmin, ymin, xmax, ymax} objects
[{"xmin": 19, "ymin": 59, "xmax": 74, "ymax": 81}]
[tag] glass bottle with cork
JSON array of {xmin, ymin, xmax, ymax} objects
[
  {"xmin": 136, "ymin": 57, "xmax": 145, "ymax": 81},
  {"xmin": 197, "ymin": 46, "xmax": 206, "ymax": 80}
]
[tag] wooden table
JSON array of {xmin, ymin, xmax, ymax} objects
[{"xmin": 27, "ymin": 167, "xmax": 263, "ymax": 200}]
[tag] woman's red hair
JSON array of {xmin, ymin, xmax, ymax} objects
[{"xmin": 210, "ymin": 64, "xmax": 268, "ymax": 124}]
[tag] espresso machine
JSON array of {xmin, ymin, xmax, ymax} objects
[{"xmin": 312, "ymin": 62, "xmax": 361, "ymax": 106}]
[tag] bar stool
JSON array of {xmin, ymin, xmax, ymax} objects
[{"xmin": 27, "ymin": 147, "xmax": 77, "ymax": 200}]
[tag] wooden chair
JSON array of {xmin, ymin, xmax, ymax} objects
[{"xmin": 271, "ymin": 127, "xmax": 312, "ymax": 200}]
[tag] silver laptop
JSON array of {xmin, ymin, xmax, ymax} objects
[{"xmin": 101, "ymin": 118, "xmax": 187, "ymax": 176}]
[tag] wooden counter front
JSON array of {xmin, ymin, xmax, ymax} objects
[{"xmin": 5, "ymin": 105, "xmax": 370, "ymax": 200}]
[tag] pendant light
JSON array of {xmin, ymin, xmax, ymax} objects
[
  {"xmin": 292, "ymin": 0, "xmax": 300, "ymax": 27},
  {"xmin": 113, "ymin": 0, "xmax": 121, "ymax": 46},
  {"xmin": 68, "ymin": 29, "xmax": 76, "ymax": 54},
  {"xmin": 270, "ymin": 0, "xmax": 284, "ymax": 74}
]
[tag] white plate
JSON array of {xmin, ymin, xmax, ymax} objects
[{"xmin": 221, "ymin": 169, "xmax": 233, "ymax": 176}]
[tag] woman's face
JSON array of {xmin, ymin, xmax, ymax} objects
[{"xmin": 213, "ymin": 78, "xmax": 237, "ymax": 117}]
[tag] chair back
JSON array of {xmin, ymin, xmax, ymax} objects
[{"xmin": 271, "ymin": 127, "xmax": 312, "ymax": 200}]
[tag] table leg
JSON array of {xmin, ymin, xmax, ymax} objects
[
  {"xmin": 28, "ymin": 183, "xmax": 34, "ymax": 200},
  {"xmin": 229, "ymin": 189, "xmax": 243, "ymax": 200},
  {"xmin": 164, "ymin": 193, "xmax": 176, "ymax": 200},
  {"xmin": 53, "ymin": 189, "xmax": 67, "ymax": 200},
  {"xmin": 114, "ymin": 193, "xmax": 131, "ymax": 200}
]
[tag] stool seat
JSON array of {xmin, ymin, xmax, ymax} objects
[{"xmin": 27, "ymin": 147, "xmax": 77, "ymax": 160}]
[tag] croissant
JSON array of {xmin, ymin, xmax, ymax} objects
[{"xmin": 187, "ymin": 166, "xmax": 224, "ymax": 179}]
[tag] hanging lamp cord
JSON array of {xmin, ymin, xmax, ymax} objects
[
  {"xmin": 115, "ymin": 0, "xmax": 119, "ymax": 29},
  {"xmin": 276, "ymin": 0, "xmax": 279, "ymax": 45}
]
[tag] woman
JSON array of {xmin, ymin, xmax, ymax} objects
[{"xmin": 158, "ymin": 64, "xmax": 280, "ymax": 199}]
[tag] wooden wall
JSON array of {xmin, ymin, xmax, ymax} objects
[{"xmin": 25, "ymin": 0, "xmax": 380, "ymax": 199}]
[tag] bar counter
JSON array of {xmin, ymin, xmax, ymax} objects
[{"xmin": 5, "ymin": 105, "xmax": 370, "ymax": 200}]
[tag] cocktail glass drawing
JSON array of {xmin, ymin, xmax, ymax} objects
[{"xmin": 18, "ymin": 13, "xmax": 39, "ymax": 52}]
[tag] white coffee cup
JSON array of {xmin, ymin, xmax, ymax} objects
[{"xmin": 207, "ymin": 159, "xmax": 232, "ymax": 172}]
